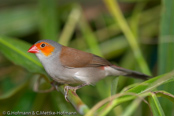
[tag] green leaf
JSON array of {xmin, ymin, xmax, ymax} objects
[
  {"xmin": 86, "ymin": 92, "xmax": 150, "ymax": 116},
  {"xmin": 127, "ymin": 71, "xmax": 174, "ymax": 93},
  {"xmin": 0, "ymin": 37, "xmax": 46, "ymax": 74},
  {"xmin": 158, "ymin": 0, "xmax": 174, "ymax": 115},
  {"xmin": 149, "ymin": 93, "xmax": 165, "ymax": 116},
  {"xmin": 154, "ymin": 91, "xmax": 174, "ymax": 104},
  {"xmin": 86, "ymin": 70, "xmax": 174, "ymax": 115}
]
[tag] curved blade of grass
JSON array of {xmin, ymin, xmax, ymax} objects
[
  {"xmin": 120, "ymin": 83, "xmax": 141, "ymax": 93},
  {"xmin": 86, "ymin": 71, "xmax": 174, "ymax": 115},
  {"xmin": 154, "ymin": 91, "xmax": 174, "ymax": 103},
  {"xmin": 149, "ymin": 92, "xmax": 165, "ymax": 116},
  {"xmin": 127, "ymin": 71, "xmax": 174, "ymax": 93},
  {"xmin": 85, "ymin": 92, "xmax": 150, "ymax": 116},
  {"xmin": 103, "ymin": 0, "xmax": 151, "ymax": 75},
  {"xmin": 117, "ymin": 71, "xmax": 174, "ymax": 115}
]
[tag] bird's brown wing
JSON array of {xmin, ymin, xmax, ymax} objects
[{"xmin": 59, "ymin": 46, "xmax": 111, "ymax": 68}]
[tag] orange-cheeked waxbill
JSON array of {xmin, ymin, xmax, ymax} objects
[{"xmin": 28, "ymin": 39, "xmax": 150, "ymax": 101}]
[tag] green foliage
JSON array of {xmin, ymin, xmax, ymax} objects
[
  {"xmin": 0, "ymin": 0, "xmax": 173, "ymax": 116},
  {"xmin": 149, "ymin": 93, "xmax": 165, "ymax": 116},
  {"xmin": 0, "ymin": 37, "xmax": 45, "ymax": 74},
  {"xmin": 158, "ymin": 0, "xmax": 174, "ymax": 115},
  {"xmin": 38, "ymin": 0, "xmax": 59, "ymax": 41}
]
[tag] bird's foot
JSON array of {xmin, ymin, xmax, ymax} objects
[
  {"xmin": 64, "ymin": 84, "xmax": 88, "ymax": 102},
  {"xmin": 64, "ymin": 86, "xmax": 77, "ymax": 102}
]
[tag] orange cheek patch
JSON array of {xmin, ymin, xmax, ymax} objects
[
  {"xmin": 41, "ymin": 46, "xmax": 55, "ymax": 56},
  {"xmin": 35, "ymin": 42, "xmax": 55, "ymax": 57}
]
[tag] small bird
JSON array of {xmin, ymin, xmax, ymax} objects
[{"xmin": 28, "ymin": 39, "xmax": 150, "ymax": 101}]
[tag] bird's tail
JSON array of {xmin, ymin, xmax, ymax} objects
[{"xmin": 111, "ymin": 65, "xmax": 151, "ymax": 80}]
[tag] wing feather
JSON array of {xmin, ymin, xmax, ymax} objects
[{"xmin": 59, "ymin": 46, "xmax": 111, "ymax": 68}]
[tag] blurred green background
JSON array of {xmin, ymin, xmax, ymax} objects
[{"xmin": 0, "ymin": 0, "xmax": 174, "ymax": 116}]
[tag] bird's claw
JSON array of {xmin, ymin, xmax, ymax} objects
[
  {"xmin": 64, "ymin": 86, "xmax": 70, "ymax": 102},
  {"xmin": 63, "ymin": 84, "xmax": 88, "ymax": 102},
  {"xmin": 64, "ymin": 86, "xmax": 77, "ymax": 102}
]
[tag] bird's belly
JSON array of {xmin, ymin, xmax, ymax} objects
[
  {"xmin": 66, "ymin": 67, "xmax": 106, "ymax": 84},
  {"xmin": 46, "ymin": 66, "xmax": 80, "ymax": 84},
  {"xmin": 45, "ymin": 66, "xmax": 106, "ymax": 84}
]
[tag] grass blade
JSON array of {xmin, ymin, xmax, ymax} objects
[
  {"xmin": 59, "ymin": 5, "xmax": 81, "ymax": 45},
  {"xmin": 103, "ymin": 0, "xmax": 151, "ymax": 75},
  {"xmin": 154, "ymin": 91, "xmax": 174, "ymax": 103},
  {"xmin": 121, "ymin": 98, "xmax": 142, "ymax": 116},
  {"xmin": 149, "ymin": 92, "xmax": 165, "ymax": 116},
  {"xmin": 86, "ymin": 70, "xmax": 174, "ymax": 115},
  {"xmin": 158, "ymin": 0, "xmax": 174, "ymax": 115}
]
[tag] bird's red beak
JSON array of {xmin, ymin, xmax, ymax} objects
[{"xmin": 28, "ymin": 45, "xmax": 39, "ymax": 53}]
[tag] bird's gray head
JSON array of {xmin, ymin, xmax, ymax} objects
[{"xmin": 28, "ymin": 39, "xmax": 62, "ymax": 61}]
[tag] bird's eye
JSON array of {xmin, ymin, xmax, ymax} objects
[{"xmin": 41, "ymin": 43, "xmax": 46, "ymax": 48}]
